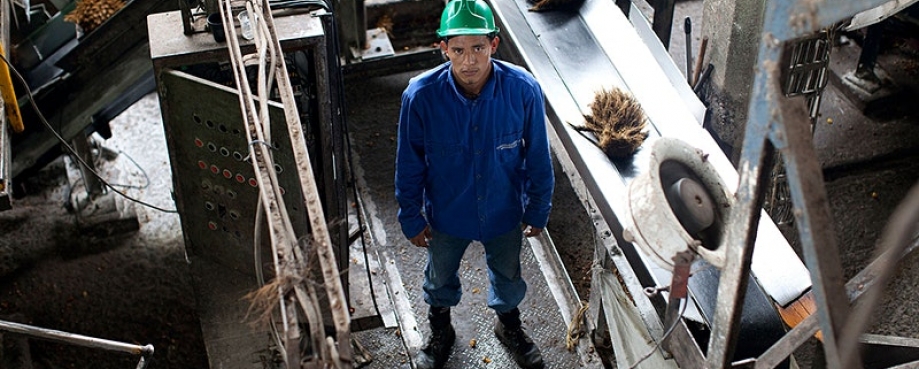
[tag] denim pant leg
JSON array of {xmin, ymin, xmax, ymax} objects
[
  {"xmin": 423, "ymin": 229, "xmax": 472, "ymax": 308},
  {"xmin": 483, "ymin": 227, "xmax": 527, "ymax": 313}
]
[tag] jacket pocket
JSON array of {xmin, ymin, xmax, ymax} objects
[{"xmin": 496, "ymin": 131, "xmax": 523, "ymax": 164}]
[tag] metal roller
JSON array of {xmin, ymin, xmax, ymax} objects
[{"xmin": 623, "ymin": 137, "xmax": 733, "ymax": 270}]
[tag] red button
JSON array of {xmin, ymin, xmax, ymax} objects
[
  {"xmin": 223, "ymin": 169, "xmax": 232, "ymax": 179},
  {"xmin": 210, "ymin": 165, "xmax": 219, "ymax": 174},
  {"xmin": 207, "ymin": 221, "xmax": 217, "ymax": 230},
  {"xmin": 235, "ymin": 174, "xmax": 245, "ymax": 183},
  {"xmin": 248, "ymin": 178, "xmax": 258, "ymax": 187},
  {"xmin": 198, "ymin": 160, "xmax": 207, "ymax": 169},
  {"xmin": 194, "ymin": 138, "xmax": 204, "ymax": 147}
]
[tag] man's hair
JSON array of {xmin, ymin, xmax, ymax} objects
[{"xmin": 441, "ymin": 32, "xmax": 498, "ymax": 43}]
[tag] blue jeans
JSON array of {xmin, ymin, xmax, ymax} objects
[{"xmin": 423, "ymin": 227, "xmax": 527, "ymax": 314}]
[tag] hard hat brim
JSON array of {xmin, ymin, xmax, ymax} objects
[{"xmin": 436, "ymin": 27, "xmax": 499, "ymax": 38}]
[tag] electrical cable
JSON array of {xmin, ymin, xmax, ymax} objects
[
  {"xmin": 343, "ymin": 125, "xmax": 383, "ymax": 324},
  {"xmin": 326, "ymin": 3, "xmax": 386, "ymax": 328},
  {"xmin": 249, "ymin": 8, "xmax": 294, "ymax": 358},
  {"xmin": 107, "ymin": 148, "xmax": 152, "ymax": 190},
  {"xmin": 87, "ymin": 140, "xmax": 153, "ymax": 190},
  {"xmin": 0, "ymin": 52, "xmax": 178, "ymax": 213},
  {"xmin": 64, "ymin": 141, "xmax": 152, "ymax": 191},
  {"xmin": 628, "ymin": 299, "xmax": 688, "ymax": 369},
  {"xmin": 253, "ymin": 197, "xmax": 289, "ymax": 361},
  {"xmin": 221, "ymin": 0, "xmax": 327, "ymax": 362}
]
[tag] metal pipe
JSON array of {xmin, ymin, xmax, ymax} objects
[
  {"xmin": 684, "ymin": 17, "xmax": 692, "ymax": 85},
  {"xmin": 0, "ymin": 319, "xmax": 154, "ymax": 360},
  {"xmin": 0, "ymin": 0, "xmax": 11, "ymax": 211}
]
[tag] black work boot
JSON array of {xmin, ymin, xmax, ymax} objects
[
  {"xmin": 415, "ymin": 306, "xmax": 456, "ymax": 369},
  {"xmin": 495, "ymin": 308, "xmax": 545, "ymax": 369}
]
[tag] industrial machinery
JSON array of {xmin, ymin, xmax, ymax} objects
[
  {"xmin": 149, "ymin": 2, "xmax": 352, "ymax": 367},
  {"xmin": 487, "ymin": 1, "xmax": 919, "ymax": 369},
  {"xmin": 2, "ymin": 0, "xmax": 918, "ymax": 367},
  {"xmin": 488, "ymin": 1, "xmax": 919, "ymax": 368}
]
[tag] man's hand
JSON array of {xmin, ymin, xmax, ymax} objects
[
  {"xmin": 522, "ymin": 224, "xmax": 543, "ymax": 238},
  {"xmin": 410, "ymin": 226, "xmax": 433, "ymax": 247}
]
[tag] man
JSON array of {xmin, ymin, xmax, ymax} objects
[{"xmin": 394, "ymin": 1, "xmax": 554, "ymax": 368}]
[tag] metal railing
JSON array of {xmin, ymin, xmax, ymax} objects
[{"xmin": 0, "ymin": 319, "xmax": 154, "ymax": 369}]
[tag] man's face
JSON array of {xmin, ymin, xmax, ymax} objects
[{"xmin": 441, "ymin": 35, "xmax": 500, "ymax": 93}]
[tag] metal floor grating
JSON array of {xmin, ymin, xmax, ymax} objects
[{"xmin": 351, "ymin": 221, "xmax": 593, "ymax": 369}]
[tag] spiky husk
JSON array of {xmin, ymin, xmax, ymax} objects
[
  {"xmin": 527, "ymin": 0, "xmax": 584, "ymax": 12},
  {"xmin": 578, "ymin": 87, "xmax": 649, "ymax": 158},
  {"xmin": 64, "ymin": 0, "xmax": 125, "ymax": 34},
  {"xmin": 243, "ymin": 276, "xmax": 287, "ymax": 329}
]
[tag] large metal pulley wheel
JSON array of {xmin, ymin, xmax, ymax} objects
[{"xmin": 623, "ymin": 137, "xmax": 733, "ymax": 270}]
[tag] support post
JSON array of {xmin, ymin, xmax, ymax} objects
[
  {"xmin": 70, "ymin": 136, "xmax": 105, "ymax": 199},
  {"xmin": 854, "ymin": 23, "xmax": 883, "ymax": 83},
  {"xmin": 336, "ymin": 0, "xmax": 366, "ymax": 62},
  {"xmin": 650, "ymin": 0, "xmax": 675, "ymax": 49}
]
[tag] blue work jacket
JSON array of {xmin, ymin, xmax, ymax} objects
[{"xmin": 395, "ymin": 60, "xmax": 554, "ymax": 242}]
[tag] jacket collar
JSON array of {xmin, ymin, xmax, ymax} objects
[{"xmin": 446, "ymin": 60, "xmax": 498, "ymax": 102}]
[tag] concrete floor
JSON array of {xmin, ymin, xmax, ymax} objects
[{"xmin": 2, "ymin": 1, "xmax": 919, "ymax": 368}]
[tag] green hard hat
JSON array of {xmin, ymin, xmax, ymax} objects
[{"xmin": 436, "ymin": 0, "xmax": 499, "ymax": 38}]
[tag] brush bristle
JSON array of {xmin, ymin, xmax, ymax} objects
[
  {"xmin": 582, "ymin": 87, "xmax": 649, "ymax": 158},
  {"xmin": 528, "ymin": 0, "xmax": 583, "ymax": 12}
]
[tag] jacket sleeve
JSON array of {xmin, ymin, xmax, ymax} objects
[
  {"xmin": 395, "ymin": 91, "xmax": 429, "ymax": 239},
  {"xmin": 521, "ymin": 81, "xmax": 554, "ymax": 229}
]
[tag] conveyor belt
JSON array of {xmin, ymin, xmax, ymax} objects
[{"xmin": 489, "ymin": 0, "xmax": 813, "ymax": 364}]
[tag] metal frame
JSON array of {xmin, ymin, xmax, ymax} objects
[{"xmin": 707, "ymin": 1, "xmax": 894, "ymax": 368}]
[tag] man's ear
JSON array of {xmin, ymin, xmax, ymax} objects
[
  {"xmin": 491, "ymin": 36, "xmax": 500, "ymax": 52},
  {"xmin": 440, "ymin": 40, "xmax": 450, "ymax": 61}
]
